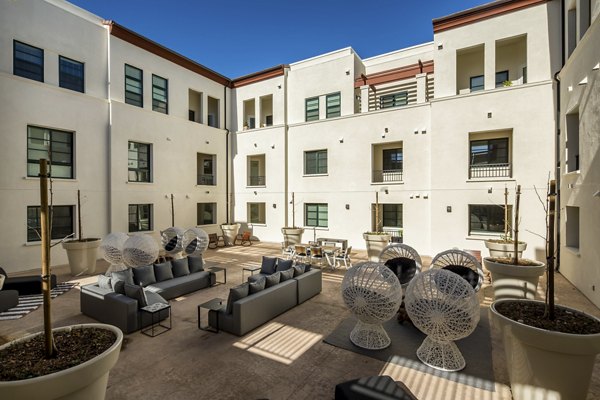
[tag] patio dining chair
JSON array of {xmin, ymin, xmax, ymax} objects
[
  {"xmin": 281, "ymin": 242, "xmax": 295, "ymax": 260},
  {"xmin": 331, "ymin": 246, "xmax": 353, "ymax": 270},
  {"xmin": 310, "ymin": 246, "xmax": 324, "ymax": 266},
  {"xmin": 208, "ymin": 233, "xmax": 225, "ymax": 249},
  {"xmin": 430, "ymin": 249, "xmax": 484, "ymax": 292},
  {"xmin": 234, "ymin": 231, "xmax": 252, "ymax": 246},
  {"xmin": 294, "ymin": 245, "xmax": 308, "ymax": 263}
]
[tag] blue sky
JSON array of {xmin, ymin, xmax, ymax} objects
[{"xmin": 69, "ymin": 0, "xmax": 488, "ymax": 79}]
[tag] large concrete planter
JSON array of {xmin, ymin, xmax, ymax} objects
[
  {"xmin": 483, "ymin": 257, "xmax": 545, "ymax": 300},
  {"xmin": 490, "ymin": 300, "xmax": 600, "ymax": 400},
  {"xmin": 363, "ymin": 233, "xmax": 391, "ymax": 261},
  {"xmin": 62, "ymin": 238, "xmax": 101, "ymax": 275},
  {"xmin": 0, "ymin": 323, "xmax": 123, "ymax": 400},
  {"xmin": 484, "ymin": 240, "xmax": 527, "ymax": 258},
  {"xmin": 282, "ymin": 227, "xmax": 304, "ymax": 246},
  {"xmin": 220, "ymin": 223, "xmax": 240, "ymax": 246}
]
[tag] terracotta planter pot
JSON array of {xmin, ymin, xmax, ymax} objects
[
  {"xmin": 281, "ymin": 227, "xmax": 304, "ymax": 246},
  {"xmin": 62, "ymin": 238, "xmax": 101, "ymax": 275},
  {"xmin": 483, "ymin": 257, "xmax": 545, "ymax": 300},
  {"xmin": 362, "ymin": 233, "xmax": 391, "ymax": 261},
  {"xmin": 0, "ymin": 323, "xmax": 123, "ymax": 400},
  {"xmin": 490, "ymin": 300, "xmax": 600, "ymax": 400},
  {"xmin": 484, "ymin": 240, "xmax": 527, "ymax": 258},
  {"xmin": 220, "ymin": 223, "xmax": 240, "ymax": 246}
]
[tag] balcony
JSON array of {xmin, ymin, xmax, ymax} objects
[
  {"xmin": 382, "ymin": 227, "xmax": 403, "ymax": 243},
  {"xmin": 372, "ymin": 169, "xmax": 403, "ymax": 183},
  {"xmin": 197, "ymin": 174, "xmax": 215, "ymax": 185},
  {"xmin": 469, "ymin": 163, "xmax": 511, "ymax": 179},
  {"xmin": 248, "ymin": 175, "xmax": 266, "ymax": 186}
]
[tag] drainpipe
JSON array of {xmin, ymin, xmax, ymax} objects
[
  {"xmin": 105, "ymin": 22, "xmax": 113, "ymax": 233},
  {"xmin": 554, "ymin": 0, "xmax": 566, "ymax": 271},
  {"xmin": 224, "ymin": 85, "xmax": 230, "ymax": 224},
  {"xmin": 283, "ymin": 68, "xmax": 289, "ymax": 227}
]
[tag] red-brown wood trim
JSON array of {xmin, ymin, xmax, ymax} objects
[
  {"xmin": 354, "ymin": 60, "xmax": 434, "ymax": 88},
  {"xmin": 104, "ymin": 21, "xmax": 230, "ymax": 86},
  {"xmin": 231, "ymin": 65, "xmax": 287, "ymax": 88},
  {"xmin": 433, "ymin": 0, "xmax": 549, "ymax": 33}
]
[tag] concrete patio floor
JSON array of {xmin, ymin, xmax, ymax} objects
[{"xmin": 1, "ymin": 241, "xmax": 600, "ymax": 399}]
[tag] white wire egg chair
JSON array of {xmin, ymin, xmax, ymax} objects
[{"xmin": 182, "ymin": 227, "xmax": 209, "ymax": 257}]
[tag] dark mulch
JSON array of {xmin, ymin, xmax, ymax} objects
[
  {"xmin": 488, "ymin": 257, "xmax": 541, "ymax": 266},
  {"xmin": 0, "ymin": 328, "xmax": 116, "ymax": 381},
  {"xmin": 496, "ymin": 301, "xmax": 600, "ymax": 335}
]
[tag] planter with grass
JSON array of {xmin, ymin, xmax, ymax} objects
[
  {"xmin": 363, "ymin": 233, "xmax": 391, "ymax": 262},
  {"xmin": 220, "ymin": 223, "xmax": 240, "ymax": 246},
  {"xmin": 281, "ymin": 227, "xmax": 304, "ymax": 246},
  {"xmin": 484, "ymin": 239, "xmax": 527, "ymax": 258},
  {"xmin": 62, "ymin": 190, "xmax": 100, "ymax": 275},
  {"xmin": 484, "ymin": 257, "xmax": 545, "ymax": 300}
]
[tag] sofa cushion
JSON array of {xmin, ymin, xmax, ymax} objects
[
  {"xmin": 0, "ymin": 274, "xmax": 5, "ymax": 290},
  {"xmin": 260, "ymin": 256, "xmax": 277, "ymax": 275},
  {"xmin": 188, "ymin": 256, "xmax": 204, "ymax": 273},
  {"xmin": 293, "ymin": 264, "xmax": 306, "ymax": 277},
  {"xmin": 97, "ymin": 274, "xmax": 112, "ymax": 290},
  {"xmin": 265, "ymin": 272, "xmax": 281, "ymax": 288},
  {"xmin": 133, "ymin": 265, "xmax": 157, "ymax": 287},
  {"xmin": 276, "ymin": 258, "xmax": 293, "ymax": 272},
  {"xmin": 113, "ymin": 280, "xmax": 126, "ymax": 295},
  {"xmin": 154, "ymin": 262, "xmax": 174, "ymax": 282},
  {"xmin": 226, "ymin": 283, "xmax": 250, "ymax": 314},
  {"xmin": 249, "ymin": 276, "xmax": 266, "ymax": 294},
  {"xmin": 280, "ymin": 268, "xmax": 294, "ymax": 282},
  {"xmin": 172, "ymin": 258, "xmax": 190, "ymax": 277},
  {"xmin": 111, "ymin": 269, "xmax": 134, "ymax": 291},
  {"xmin": 0, "ymin": 267, "xmax": 7, "ymax": 278},
  {"xmin": 124, "ymin": 283, "xmax": 148, "ymax": 308}
]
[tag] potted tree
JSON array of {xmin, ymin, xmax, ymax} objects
[
  {"xmin": 62, "ymin": 190, "xmax": 101, "ymax": 275},
  {"xmin": 221, "ymin": 222, "xmax": 241, "ymax": 246},
  {"xmin": 281, "ymin": 192, "xmax": 304, "ymax": 246},
  {"xmin": 484, "ymin": 187, "xmax": 527, "ymax": 259},
  {"xmin": 363, "ymin": 192, "xmax": 390, "ymax": 261},
  {"xmin": 489, "ymin": 180, "xmax": 600, "ymax": 400},
  {"xmin": 0, "ymin": 160, "xmax": 122, "ymax": 400}
]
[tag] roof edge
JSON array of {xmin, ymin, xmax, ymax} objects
[{"xmin": 231, "ymin": 65, "xmax": 288, "ymax": 88}]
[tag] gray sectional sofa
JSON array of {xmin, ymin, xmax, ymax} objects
[
  {"xmin": 81, "ymin": 256, "xmax": 215, "ymax": 334},
  {"xmin": 209, "ymin": 259, "xmax": 322, "ymax": 336}
]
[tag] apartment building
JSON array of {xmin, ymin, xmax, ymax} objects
[{"xmin": 1, "ymin": 0, "xmax": 598, "ymax": 308}]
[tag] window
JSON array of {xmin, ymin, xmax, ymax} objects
[
  {"xmin": 27, "ymin": 205, "xmax": 73, "ymax": 242},
  {"xmin": 495, "ymin": 70, "xmax": 509, "ymax": 87},
  {"xmin": 248, "ymin": 202, "xmax": 266, "ymax": 224},
  {"xmin": 382, "ymin": 204, "xmax": 402, "ymax": 228},
  {"xmin": 129, "ymin": 204, "xmax": 152, "ymax": 232},
  {"xmin": 27, "ymin": 126, "xmax": 73, "ymax": 179},
  {"xmin": 128, "ymin": 142, "xmax": 151, "ymax": 182},
  {"xmin": 326, "ymin": 92, "xmax": 341, "ymax": 118},
  {"xmin": 566, "ymin": 206, "xmax": 579, "ymax": 249},
  {"xmin": 247, "ymin": 155, "xmax": 266, "ymax": 186},
  {"xmin": 197, "ymin": 203, "xmax": 216, "ymax": 225},
  {"xmin": 305, "ymin": 203, "xmax": 328, "ymax": 228},
  {"xmin": 152, "ymin": 74, "xmax": 168, "ymax": 114},
  {"xmin": 304, "ymin": 150, "xmax": 328, "ymax": 175},
  {"xmin": 265, "ymin": 115, "xmax": 273, "ymax": 126},
  {"xmin": 566, "ymin": 112, "xmax": 580, "ymax": 172},
  {"xmin": 470, "ymin": 75, "xmax": 484, "ymax": 92},
  {"xmin": 305, "ymin": 97, "xmax": 319, "ymax": 121},
  {"xmin": 380, "ymin": 92, "xmax": 408, "ymax": 109},
  {"xmin": 469, "ymin": 204, "xmax": 511, "ymax": 235},
  {"xmin": 59, "ymin": 56, "xmax": 84, "ymax": 93},
  {"xmin": 197, "ymin": 153, "xmax": 216, "ymax": 185},
  {"xmin": 14, "ymin": 40, "xmax": 43, "ymax": 82},
  {"xmin": 125, "ymin": 64, "xmax": 143, "ymax": 107},
  {"xmin": 382, "ymin": 148, "xmax": 403, "ymax": 171},
  {"xmin": 469, "ymin": 138, "xmax": 510, "ymax": 178}
]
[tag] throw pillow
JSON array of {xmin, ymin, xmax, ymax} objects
[
  {"xmin": 113, "ymin": 280, "xmax": 126, "ymax": 295},
  {"xmin": 97, "ymin": 274, "xmax": 112, "ymax": 290},
  {"xmin": 132, "ymin": 264, "xmax": 157, "ymax": 287},
  {"xmin": 172, "ymin": 258, "xmax": 190, "ymax": 277},
  {"xmin": 154, "ymin": 261, "xmax": 174, "ymax": 282},
  {"xmin": 249, "ymin": 276, "xmax": 266, "ymax": 294},
  {"xmin": 260, "ymin": 256, "xmax": 277, "ymax": 275},
  {"xmin": 187, "ymin": 256, "xmax": 204, "ymax": 273},
  {"xmin": 226, "ymin": 283, "xmax": 250, "ymax": 314},
  {"xmin": 124, "ymin": 283, "xmax": 148, "ymax": 308},
  {"xmin": 111, "ymin": 269, "xmax": 134, "ymax": 291},
  {"xmin": 265, "ymin": 271, "xmax": 281, "ymax": 288},
  {"xmin": 293, "ymin": 264, "xmax": 306, "ymax": 277},
  {"xmin": 279, "ymin": 268, "xmax": 294, "ymax": 282},
  {"xmin": 276, "ymin": 258, "xmax": 293, "ymax": 272},
  {"xmin": 0, "ymin": 274, "xmax": 5, "ymax": 290}
]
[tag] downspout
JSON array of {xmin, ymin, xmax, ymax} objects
[
  {"xmin": 283, "ymin": 68, "xmax": 289, "ymax": 227},
  {"xmin": 105, "ymin": 22, "xmax": 113, "ymax": 233},
  {"xmin": 554, "ymin": 0, "xmax": 566, "ymax": 271},
  {"xmin": 224, "ymin": 85, "xmax": 230, "ymax": 224}
]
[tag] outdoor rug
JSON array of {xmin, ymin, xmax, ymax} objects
[
  {"xmin": 323, "ymin": 308, "xmax": 496, "ymax": 391},
  {"xmin": 0, "ymin": 282, "xmax": 78, "ymax": 321}
]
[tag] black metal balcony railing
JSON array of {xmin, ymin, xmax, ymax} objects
[
  {"xmin": 372, "ymin": 169, "xmax": 403, "ymax": 183},
  {"xmin": 197, "ymin": 174, "xmax": 215, "ymax": 185},
  {"xmin": 248, "ymin": 175, "xmax": 266, "ymax": 186},
  {"xmin": 469, "ymin": 163, "xmax": 511, "ymax": 179}
]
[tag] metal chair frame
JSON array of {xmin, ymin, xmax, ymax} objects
[{"xmin": 430, "ymin": 249, "xmax": 484, "ymax": 292}]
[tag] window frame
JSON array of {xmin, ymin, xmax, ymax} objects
[
  {"xmin": 128, "ymin": 204, "xmax": 153, "ymax": 233},
  {"xmin": 326, "ymin": 92, "xmax": 341, "ymax": 118},
  {"xmin": 495, "ymin": 70, "xmax": 509, "ymax": 87},
  {"xmin": 468, "ymin": 204, "xmax": 512, "ymax": 235},
  {"xmin": 248, "ymin": 202, "xmax": 266, "ymax": 224},
  {"xmin": 128, "ymin": 141, "xmax": 152, "ymax": 183},
  {"xmin": 27, "ymin": 205, "xmax": 74, "ymax": 242},
  {"xmin": 305, "ymin": 97, "xmax": 319, "ymax": 122},
  {"xmin": 152, "ymin": 74, "xmax": 168, "ymax": 114},
  {"xmin": 382, "ymin": 204, "xmax": 403, "ymax": 228},
  {"xmin": 124, "ymin": 64, "xmax": 143, "ymax": 108},
  {"xmin": 380, "ymin": 92, "xmax": 408, "ymax": 109},
  {"xmin": 59, "ymin": 55, "xmax": 84, "ymax": 93},
  {"xmin": 27, "ymin": 126, "xmax": 74, "ymax": 179},
  {"xmin": 469, "ymin": 75, "xmax": 484, "ymax": 92},
  {"xmin": 382, "ymin": 148, "xmax": 403, "ymax": 171},
  {"xmin": 14, "ymin": 40, "xmax": 44, "ymax": 82},
  {"xmin": 305, "ymin": 203, "xmax": 328, "ymax": 228},
  {"xmin": 304, "ymin": 149, "xmax": 328, "ymax": 175},
  {"xmin": 469, "ymin": 138, "xmax": 509, "ymax": 166},
  {"xmin": 197, "ymin": 202, "xmax": 217, "ymax": 225}
]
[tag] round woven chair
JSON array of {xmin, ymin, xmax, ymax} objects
[
  {"xmin": 99, "ymin": 232, "xmax": 129, "ymax": 273},
  {"xmin": 378, "ymin": 244, "xmax": 422, "ymax": 288},
  {"xmin": 405, "ymin": 269, "xmax": 480, "ymax": 371},
  {"xmin": 341, "ymin": 262, "xmax": 403, "ymax": 350},
  {"xmin": 122, "ymin": 234, "xmax": 159, "ymax": 268},
  {"xmin": 430, "ymin": 249, "xmax": 484, "ymax": 292},
  {"xmin": 160, "ymin": 227, "xmax": 185, "ymax": 255},
  {"xmin": 182, "ymin": 227, "xmax": 209, "ymax": 257}
]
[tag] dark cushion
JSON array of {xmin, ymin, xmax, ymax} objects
[
  {"xmin": 171, "ymin": 258, "xmax": 190, "ymax": 277},
  {"xmin": 97, "ymin": 274, "xmax": 112, "ymax": 290},
  {"xmin": 124, "ymin": 283, "xmax": 147, "ymax": 308},
  {"xmin": 260, "ymin": 256, "xmax": 277, "ymax": 275},
  {"xmin": 279, "ymin": 268, "xmax": 294, "ymax": 282},
  {"xmin": 111, "ymin": 269, "xmax": 134, "ymax": 291},
  {"xmin": 302, "ymin": 263, "xmax": 312, "ymax": 272},
  {"xmin": 187, "ymin": 256, "xmax": 204, "ymax": 273},
  {"xmin": 385, "ymin": 257, "xmax": 418, "ymax": 285},
  {"xmin": 226, "ymin": 283, "xmax": 250, "ymax": 314},
  {"xmin": 132, "ymin": 264, "xmax": 157, "ymax": 287},
  {"xmin": 164, "ymin": 236, "xmax": 178, "ymax": 252},
  {"xmin": 249, "ymin": 276, "xmax": 266, "ymax": 294},
  {"xmin": 265, "ymin": 272, "xmax": 281, "ymax": 288},
  {"xmin": 0, "ymin": 267, "xmax": 7, "ymax": 277},
  {"xmin": 113, "ymin": 280, "xmax": 126, "ymax": 295},
  {"xmin": 276, "ymin": 258, "xmax": 293, "ymax": 272},
  {"xmin": 293, "ymin": 264, "xmax": 306, "ymax": 277},
  {"xmin": 443, "ymin": 265, "xmax": 480, "ymax": 289},
  {"xmin": 154, "ymin": 262, "xmax": 174, "ymax": 282}
]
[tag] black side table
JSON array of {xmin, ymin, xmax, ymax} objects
[
  {"xmin": 198, "ymin": 298, "xmax": 225, "ymax": 332},
  {"xmin": 140, "ymin": 302, "xmax": 171, "ymax": 337},
  {"xmin": 208, "ymin": 266, "xmax": 226, "ymax": 285}
]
